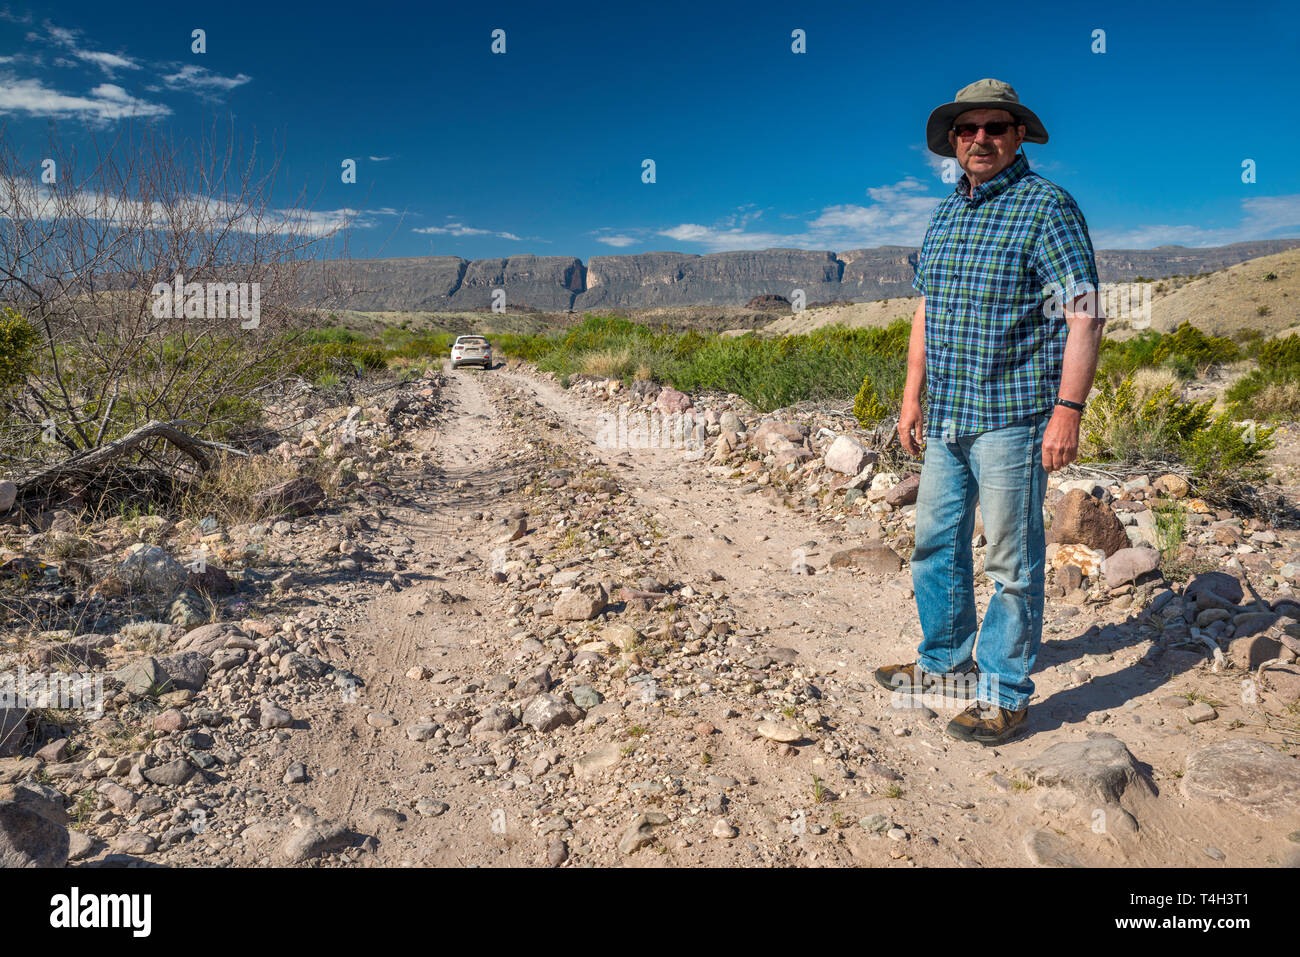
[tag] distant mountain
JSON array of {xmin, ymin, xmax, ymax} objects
[{"xmin": 308, "ymin": 239, "xmax": 1300, "ymax": 313}]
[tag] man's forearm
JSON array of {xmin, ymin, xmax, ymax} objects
[
  {"xmin": 904, "ymin": 298, "xmax": 926, "ymax": 402},
  {"xmin": 1057, "ymin": 312, "xmax": 1105, "ymax": 405}
]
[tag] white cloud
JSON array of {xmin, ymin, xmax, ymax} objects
[
  {"xmin": 0, "ymin": 177, "xmax": 396, "ymax": 238},
  {"xmin": 413, "ymin": 220, "xmax": 523, "ymax": 240},
  {"xmin": 35, "ymin": 20, "xmax": 140, "ymax": 76},
  {"xmin": 656, "ymin": 177, "xmax": 942, "ymax": 251},
  {"xmin": 1092, "ymin": 195, "xmax": 1300, "ymax": 249},
  {"xmin": 160, "ymin": 64, "xmax": 252, "ymax": 95},
  {"xmin": 0, "ymin": 73, "xmax": 170, "ymax": 120},
  {"xmin": 595, "ymin": 234, "xmax": 637, "ymax": 247}
]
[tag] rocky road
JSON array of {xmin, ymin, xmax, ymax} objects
[{"xmin": 5, "ymin": 359, "xmax": 1300, "ymax": 868}]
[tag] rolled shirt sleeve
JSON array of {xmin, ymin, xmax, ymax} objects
[{"xmin": 1032, "ymin": 196, "xmax": 1100, "ymax": 308}]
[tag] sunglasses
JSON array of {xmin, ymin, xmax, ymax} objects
[{"xmin": 951, "ymin": 120, "xmax": 1021, "ymax": 138}]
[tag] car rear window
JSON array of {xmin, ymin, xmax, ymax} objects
[{"xmin": 458, "ymin": 337, "xmax": 488, "ymax": 346}]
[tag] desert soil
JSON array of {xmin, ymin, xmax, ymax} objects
[{"xmin": 49, "ymin": 358, "xmax": 1296, "ymax": 869}]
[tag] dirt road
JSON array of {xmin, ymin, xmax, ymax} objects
[{"xmin": 159, "ymin": 358, "xmax": 1293, "ymax": 870}]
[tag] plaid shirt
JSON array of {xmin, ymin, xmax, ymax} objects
[{"xmin": 912, "ymin": 152, "xmax": 1099, "ymax": 440}]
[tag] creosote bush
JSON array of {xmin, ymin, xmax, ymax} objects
[
  {"xmin": 0, "ymin": 307, "xmax": 38, "ymax": 392},
  {"xmin": 1081, "ymin": 375, "xmax": 1273, "ymax": 504}
]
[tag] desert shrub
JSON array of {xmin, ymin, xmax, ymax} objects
[
  {"xmin": 1152, "ymin": 499, "xmax": 1186, "ymax": 563},
  {"xmin": 1242, "ymin": 379, "xmax": 1300, "ymax": 421},
  {"xmin": 299, "ymin": 327, "xmax": 368, "ymax": 345},
  {"xmin": 0, "ymin": 307, "xmax": 38, "ymax": 392},
  {"xmin": 1082, "ymin": 376, "xmax": 1272, "ymax": 504},
  {"xmin": 178, "ymin": 451, "xmax": 332, "ymax": 526},
  {"xmin": 1224, "ymin": 334, "xmax": 1300, "ymax": 420},
  {"xmin": 1096, "ymin": 322, "xmax": 1239, "ymax": 385},
  {"xmin": 495, "ymin": 313, "xmax": 911, "ymax": 414},
  {"xmin": 290, "ymin": 341, "xmax": 387, "ymax": 381},
  {"xmin": 387, "ymin": 332, "xmax": 455, "ymax": 359},
  {"xmin": 1179, "ymin": 405, "xmax": 1274, "ymax": 502},
  {"xmin": 1080, "ymin": 377, "xmax": 1212, "ymax": 464},
  {"xmin": 853, "ymin": 371, "xmax": 892, "ymax": 428},
  {"xmin": 580, "ymin": 347, "xmax": 634, "ymax": 379},
  {"xmin": 1152, "ymin": 322, "xmax": 1239, "ymax": 371},
  {"xmin": 1130, "ymin": 366, "xmax": 1182, "ymax": 403},
  {"xmin": 1258, "ymin": 334, "xmax": 1300, "ymax": 371}
]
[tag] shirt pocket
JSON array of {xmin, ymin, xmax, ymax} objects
[{"xmin": 968, "ymin": 235, "xmax": 1032, "ymax": 318}]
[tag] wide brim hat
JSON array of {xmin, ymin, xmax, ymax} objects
[{"xmin": 926, "ymin": 78, "xmax": 1048, "ymax": 157}]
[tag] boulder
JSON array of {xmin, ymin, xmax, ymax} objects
[
  {"xmin": 0, "ymin": 709, "xmax": 29, "ymax": 758},
  {"xmin": 470, "ymin": 707, "xmax": 518, "ymax": 738},
  {"xmin": 1152, "ymin": 473, "xmax": 1190, "ymax": 498},
  {"xmin": 117, "ymin": 543, "xmax": 187, "ymax": 595},
  {"xmin": 654, "ymin": 386, "xmax": 692, "ymax": 415},
  {"xmin": 553, "ymin": 582, "xmax": 607, "ymax": 621},
  {"xmin": 828, "ymin": 542, "xmax": 902, "ymax": 574},
  {"xmin": 1228, "ymin": 634, "xmax": 1282, "ymax": 671},
  {"xmin": 155, "ymin": 651, "xmax": 210, "ymax": 692},
  {"xmin": 1100, "ymin": 547, "xmax": 1161, "ymax": 588},
  {"xmin": 113, "ymin": 657, "xmax": 161, "ymax": 696},
  {"xmin": 279, "ymin": 819, "xmax": 351, "ymax": 863},
  {"xmin": 885, "ymin": 473, "xmax": 921, "ymax": 507},
  {"xmin": 719, "ymin": 411, "xmax": 745, "ymax": 433},
  {"xmin": 617, "ymin": 811, "xmax": 670, "ymax": 855},
  {"xmin": 1053, "ymin": 490, "xmax": 1129, "ymax": 557},
  {"xmin": 1015, "ymin": 735, "xmax": 1153, "ymax": 806},
  {"xmin": 522, "ymin": 694, "xmax": 582, "ymax": 733},
  {"xmin": 574, "ymin": 742, "xmax": 624, "ymax": 780},
  {"xmin": 254, "ymin": 477, "xmax": 325, "ymax": 517},
  {"xmin": 1184, "ymin": 571, "xmax": 1244, "ymax": 607},
  {"xmin": 824, "ymin": 436, "xmax": 872, "ymax": 476},
  {"xmin": 141, "ymin": 758, "xmax": 194, "ymax": 787},
  {"xmin": 1180, "ymin": 739, "xmax": 1300, "ymax": 819},
  {"xmin": 753, "ymin": 421, "xmax": 807, "ymax": 454},
  {"xmin": 174, "ymin": 623, "xmax": 245, "ymax": 656},
  {"xmin": 0, "ymin": 800, "xmax": 69, "ymax": 867}
]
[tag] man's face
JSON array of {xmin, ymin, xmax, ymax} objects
[{"xmin": 948, "ymin": 108, "xmax": 1024, "ymax": 184}]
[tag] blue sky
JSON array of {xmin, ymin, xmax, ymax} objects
[{"xmin": 2, "ymin": 0, "xmax": 1297, "ymax": 261}]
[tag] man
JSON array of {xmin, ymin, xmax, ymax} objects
[{"xmin": 873, "ymin": 78, "xmax": 1105, "ymax": 745}]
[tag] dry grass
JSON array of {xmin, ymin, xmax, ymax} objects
[
  {"xmin": 176, "ymin": 451, "xmax": 330, "ymax": 527},
  {"xmin": 579, "ymin": 347, "xmax": 632, "ymax": 379},
  {"xmin": 1254, "ymin": 379, "xmax": 1300, "ymax": 419},
  {"xmin": 1131, "ymin": 365, "xmax": 1184, "ymax": 402}
]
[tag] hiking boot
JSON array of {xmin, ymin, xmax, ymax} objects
[
  {"xmin": 945, "ymin": 702, "xmax": 1029, "ymax": 746},
  {"xmin": 872, "ymin": 661, "xmax": 980, "ymax": 699}
]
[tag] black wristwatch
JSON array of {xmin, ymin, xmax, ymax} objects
[{"xmin": 1055, "ymin": 397, "xmax": 1086, "ymax": 412}]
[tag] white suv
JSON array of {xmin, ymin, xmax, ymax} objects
[{"xmin": 451, "ymin": 335, "xmax": 492, "ymax": 370}]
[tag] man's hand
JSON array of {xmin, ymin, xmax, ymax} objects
[
  {"xmin": 1042, "ymin": 406, "xmax": 1081, "ymax": 471},
  {"xmin": 898, "ymin": 397, "xmax": 925, "ymax": 457}
]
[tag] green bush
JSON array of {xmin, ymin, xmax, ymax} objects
[
  {"xmin": 1151, "ymin": 322, "xmax": 1239, "ymax": 371},
  {"xmin": 853, "ymin": 371, "xmax": 892, "ymax": 428},
  {"xmin": 1082, "ymin": 375, "xmax": 1273, "ymax": 504},
  {"xmin": 1258, "ymin": 334, "xmax": 1300, "ymax": 371},
  {"xmin": 1080, "ymin": 376, "xmax": 1212, "ymax": 463},
  {"xmin": 1178, "ymin": 405, "xmax": 1274, "ymax": 501},
  {"xmin": 0, "ymin": 306, "xmax": 38, "ymax": 392},
  {"xmin": 495, "ymin": 313, "xmax": 911, "ymax": 414},
  {"xmin": 1095, "ymin": 322, "xmax": 1239, "ymax": 386},
  {"xmin": 291, "ymin": 341, "xmax": 387, "ymax": 381}
]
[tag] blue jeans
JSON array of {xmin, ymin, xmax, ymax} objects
[{"xmin": 910, "ymin": 410, "xmax": 1049, "ymax": 711}]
